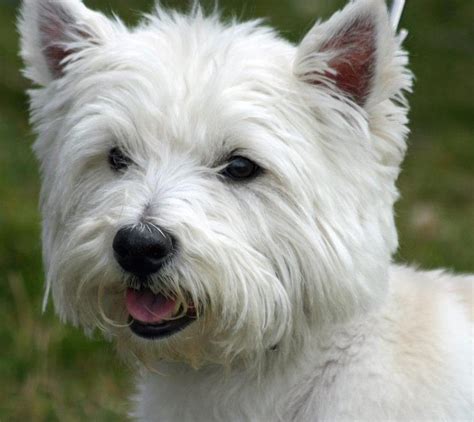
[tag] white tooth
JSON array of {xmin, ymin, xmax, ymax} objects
[{"xmin": 173, "ymin": 300, "xmax": 182, "ymax": 316}]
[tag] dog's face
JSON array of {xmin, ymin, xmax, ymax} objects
[{"xmin": 20, "ymin": 0, "xmax": 411, "ymax": 366}]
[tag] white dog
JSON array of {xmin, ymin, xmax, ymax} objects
[{"xmin": 19, "ymin": 0, "xmax": 472, "ymax": 420}]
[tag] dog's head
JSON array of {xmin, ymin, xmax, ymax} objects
[{"xmin": 19, "ymin": 0, "xmax": 411, "ymax": 366}]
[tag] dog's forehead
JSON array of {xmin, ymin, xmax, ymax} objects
[
  {"xmin": 81, "ymin": 18, "xmax": 295, "ymax": 154},
  {"xmin": 132, "ymin": 16, "xmax": 294, "ymax": 89}
]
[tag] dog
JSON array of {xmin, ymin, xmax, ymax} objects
[{"xmin": 19, "ymin": 0, "xmax": 473, "ymax": 420}]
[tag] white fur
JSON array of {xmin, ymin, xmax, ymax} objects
[{"xmin": 19, "ymin": 0, "xmax": 473, "ymax": 420}]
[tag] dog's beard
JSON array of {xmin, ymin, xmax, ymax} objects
[{"xmin": 47, "ymin": 216, "xmax": 295, "ymax": 369}]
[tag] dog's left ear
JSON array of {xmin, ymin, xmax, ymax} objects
[
  {"xmin": 18, "ymin": 0, "xmax": 116, "ymax": 86},
  {"xmin": 294, "ymin": 0, "xmax": 407, "ymax": 108}
]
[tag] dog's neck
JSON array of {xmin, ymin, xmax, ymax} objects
[{"xmin": 131, "ymin": 308, "xmax": 380, "ymax": 420}]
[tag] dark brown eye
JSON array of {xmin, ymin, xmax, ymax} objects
[
  {"xmin": 108, "ymin": 147, "xmax": 131, "ymax": 172},
  {"xmin": 221, "ymin": 156, "xmax": 261, "ymax": 181}
]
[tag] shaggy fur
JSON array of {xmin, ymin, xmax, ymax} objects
[{"xmin": 19, "ymin": 0, "xmax": 473, "ymax": 420}]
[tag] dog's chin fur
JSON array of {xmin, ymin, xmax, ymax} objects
[{"xmin": 19, "ymin": 0, "xmax": 472, "ymax": 420}]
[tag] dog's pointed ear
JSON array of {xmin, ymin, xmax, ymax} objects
[
  {"xmin": 294, "ymin": 0, "xmax": 401, "ymax": 108},
  {"xmin": 18, "ymin": 0, "xmax": 114, "ymax": 86}
]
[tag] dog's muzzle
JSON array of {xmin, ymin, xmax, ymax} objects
[{"xmin": 113, "ymin": 223, "xmax": 196, "ymax": 339}]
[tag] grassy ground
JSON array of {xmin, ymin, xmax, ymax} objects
[{"xmin": 0, "ymin": 0, "xmax": 472, "ymax": 420}]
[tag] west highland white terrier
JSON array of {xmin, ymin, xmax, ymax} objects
[{"xmin": 19, "ymin": 0, "xmax": 472, "ymax": 420}]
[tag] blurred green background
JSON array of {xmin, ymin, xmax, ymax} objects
[{"xmin": 0, "ymin": 0, "xmax": 472, "ymax": 420}]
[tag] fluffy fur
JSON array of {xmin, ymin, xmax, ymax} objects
[{"xmin": 19, "ymin": 0, "xmax": 473, "ymax": 420}]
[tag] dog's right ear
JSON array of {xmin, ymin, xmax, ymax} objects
[
  {"xmin": 18, "ymin": 0, "xmax": 115, "ymax": 86},
  {"xmin": 294, "ymin": 0, "xmax": 409, "ymax": 110}
]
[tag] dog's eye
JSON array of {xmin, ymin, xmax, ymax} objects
[
  {"xmin": 221, "ymin": 156, "xmax": 261, "ymax": 181},
  {"xmin": 108, "ymin": 147, "xmax": 131, "ymax": 172}
]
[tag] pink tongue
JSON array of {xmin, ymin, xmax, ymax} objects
[{"xmin": 126, "ymin": 288, "xmax": 177, "ymax": 324}]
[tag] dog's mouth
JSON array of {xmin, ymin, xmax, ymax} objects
[{"xmin": 125, "ymin": 288, "xmax": 196, "ymax": 339}]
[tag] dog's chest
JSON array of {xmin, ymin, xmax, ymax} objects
[
  {"xmin": 129, "ymin": 347, "xmax": 359, "ymax": 421},
  {"xmin": 131, "ymin": 362, "xmax": 302, "ymax": 421}
]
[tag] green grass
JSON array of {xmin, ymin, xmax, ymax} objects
[{"xmin": 0, "ymin": 0, "xmax": 473, "ymax": 420}]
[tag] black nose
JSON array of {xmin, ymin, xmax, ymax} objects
[{"xmin": 113, "ymin": 223, "xmax": 174, "ymax": 277}]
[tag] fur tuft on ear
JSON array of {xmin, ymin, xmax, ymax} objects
[
  {"xmin": 18, "ymin": 0, "xmax": 114, "ymax": 86},
  {"xmin": 294, "ymin": 0, "xmax": 408, "ymax": 108}
]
